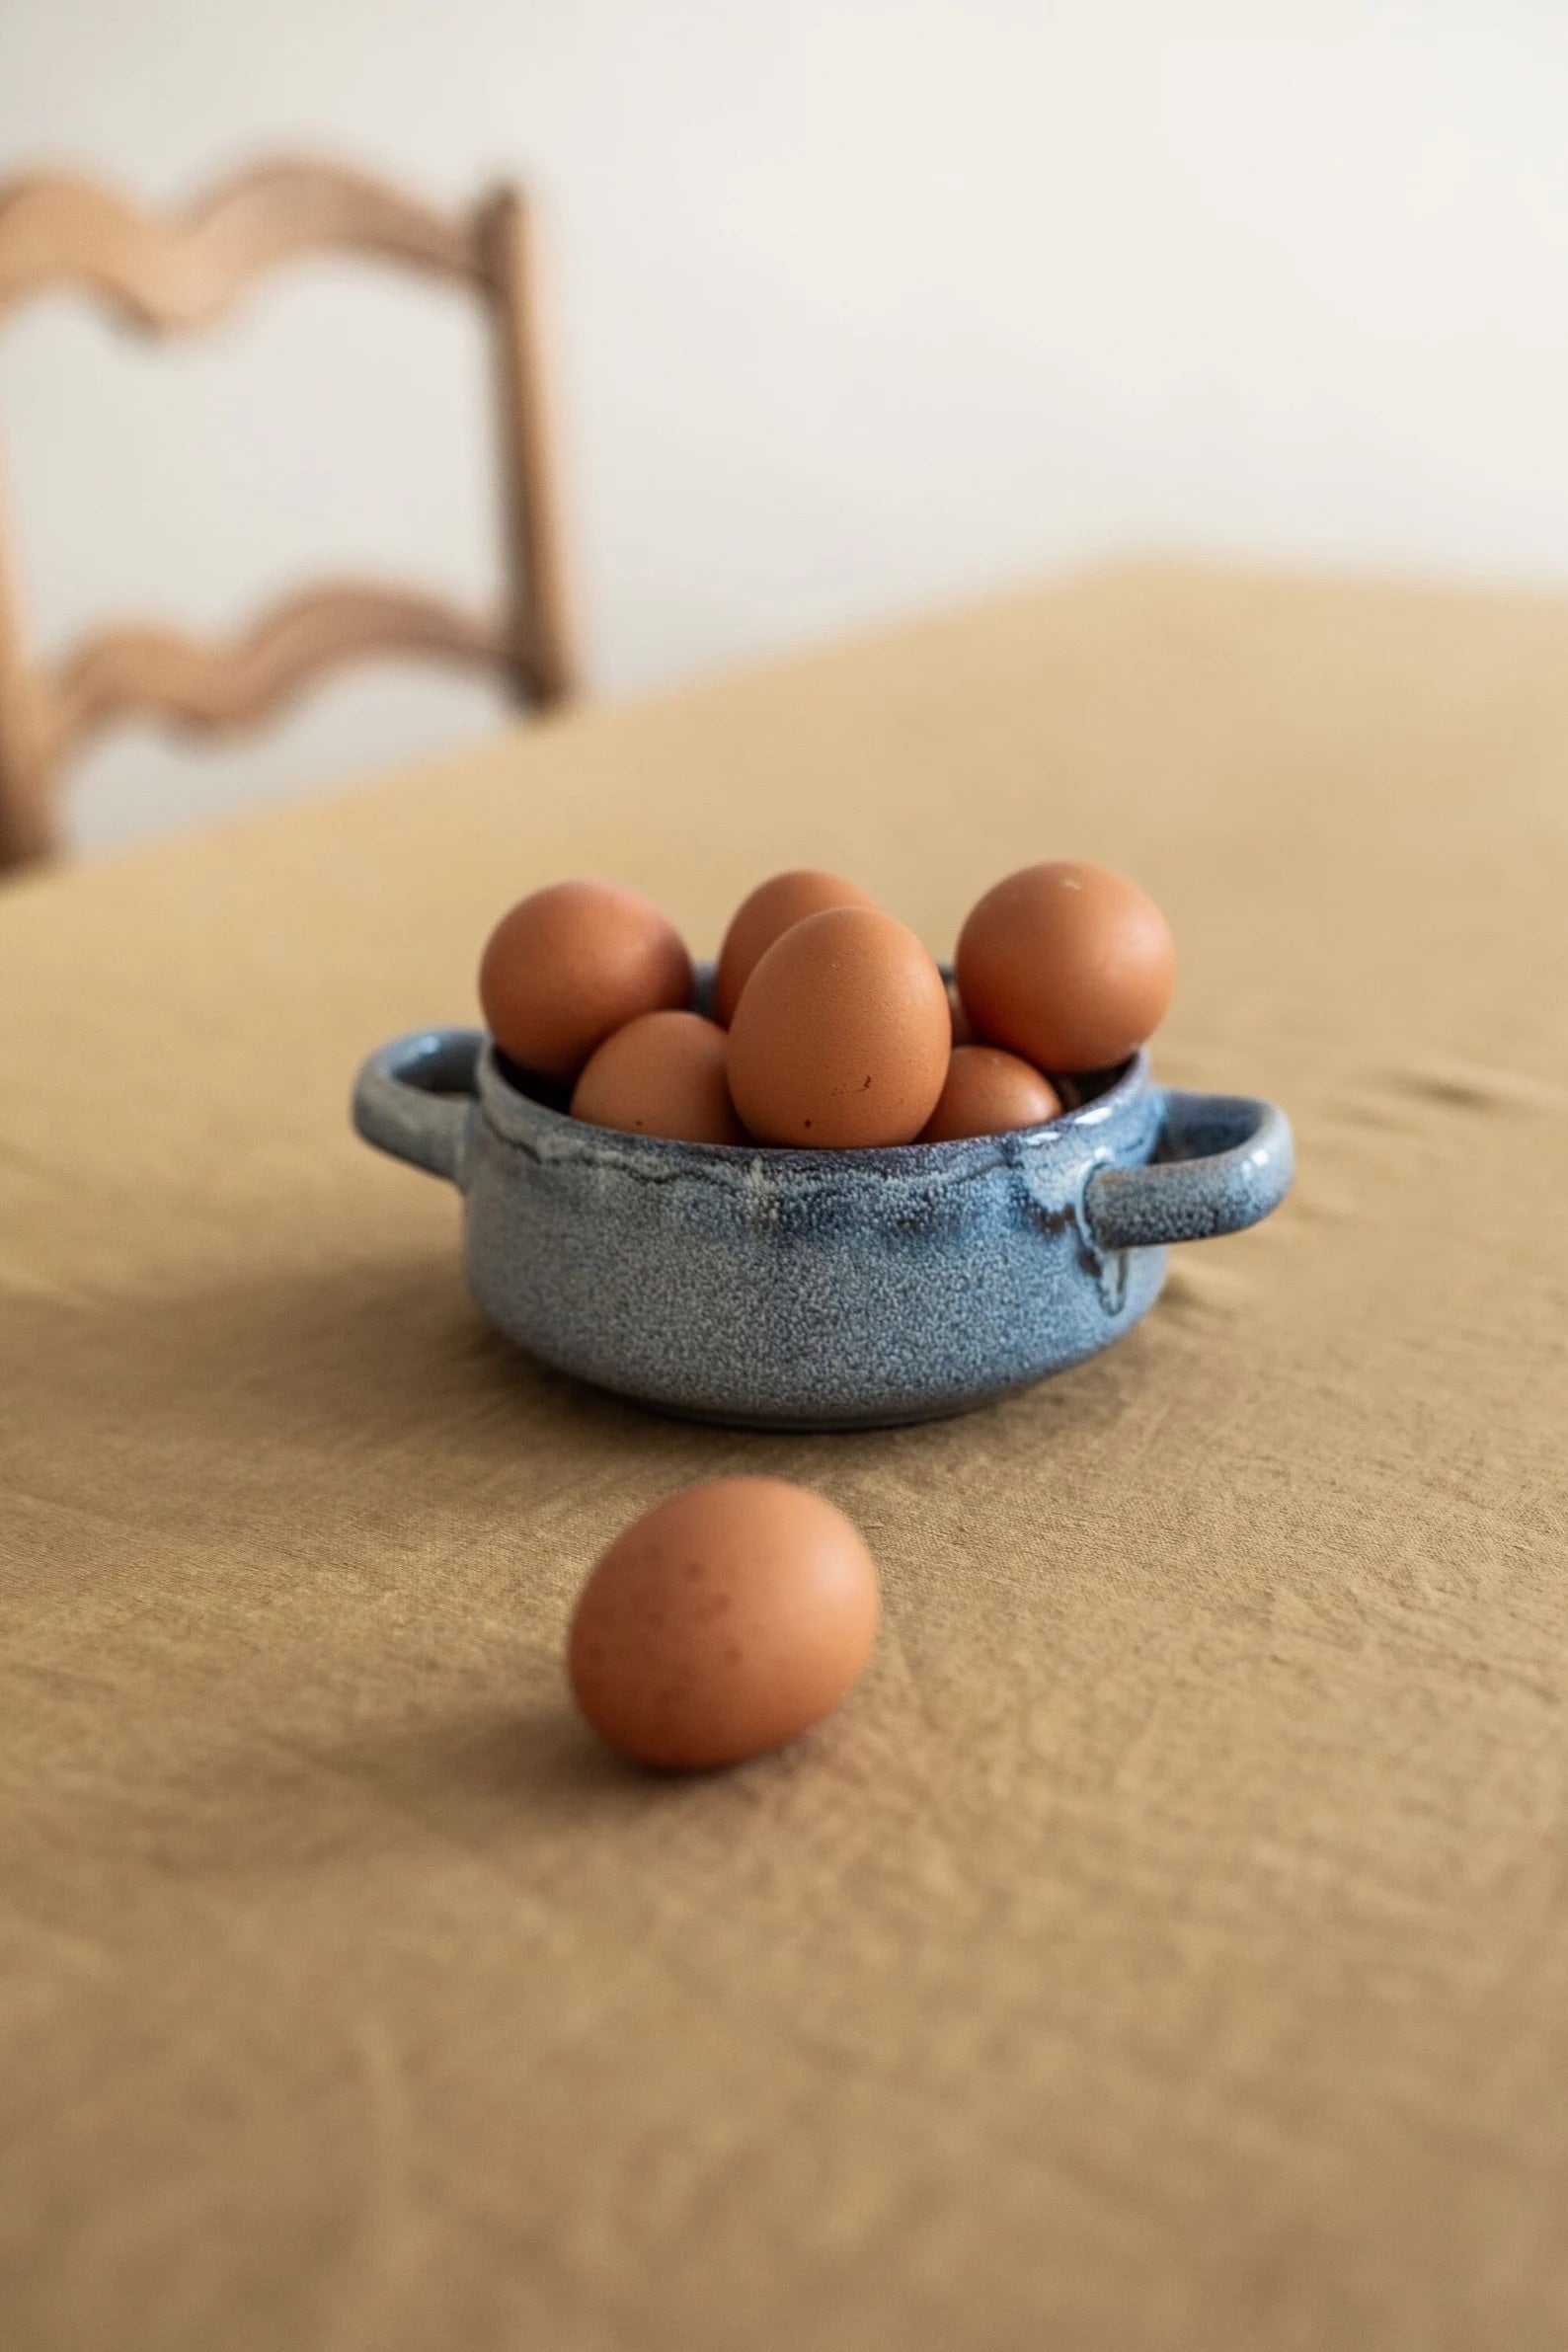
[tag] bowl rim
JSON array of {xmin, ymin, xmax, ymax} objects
[{"xmin": 476, "ymin": 1036, "xmax": 1150, "ymax": 1182}]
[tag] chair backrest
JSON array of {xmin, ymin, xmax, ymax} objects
[{"xmin": 0, "ymin": 156, "xmax": 580, "ymax": 868}]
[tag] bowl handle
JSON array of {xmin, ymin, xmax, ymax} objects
[
  {"xmin": 352, "ymin": 1028, "xmax": 483, "ymax": 1187},
  {"xmin": 1083, "ymin": 1090, "xmax": 1294, "ymax": 1251}
]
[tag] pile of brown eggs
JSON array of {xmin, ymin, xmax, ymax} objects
[{"xmin": 479, "ymin": 861, "xmax": 1175, "ymax": 1149}]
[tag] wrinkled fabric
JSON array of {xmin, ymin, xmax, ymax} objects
[{"xmin": 1, "ymin": 566, "xmax": 1565, "ymax": 2352}]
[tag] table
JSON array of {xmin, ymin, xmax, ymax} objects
[{"xmin": 3, "ymin": 566, "xmax": 1565, "ymax": 2352}]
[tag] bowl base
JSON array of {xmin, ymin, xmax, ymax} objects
[{"xmin": 540, "ymin": 1343, "xmax": 1124, "ymax": 1434}]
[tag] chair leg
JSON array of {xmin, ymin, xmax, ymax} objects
[
  {"xmin": 0, "ymin": 465, "xmax": 58, "ymax": 870},
  {"xmin": 479, "ymin": 187, "xmax": 581, "ymax": 712},
  {"xmin": 0, "ymin": 745, "xmax": 58, "ymax": 870}
]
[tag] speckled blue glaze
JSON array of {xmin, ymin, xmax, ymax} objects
[{"xmin": 352, "ymin": 986, "xmax": 1293, "ymax": 1428}]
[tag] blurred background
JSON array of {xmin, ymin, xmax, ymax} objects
[{"xmin": 1, "ymin": 0, "xmax": 1564, "ymax": 856}]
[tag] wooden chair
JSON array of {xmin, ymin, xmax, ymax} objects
[{"xmin": 0, "ymin": 157, "xmax": 580, "ymax": 869}]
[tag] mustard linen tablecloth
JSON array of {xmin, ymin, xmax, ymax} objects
[{"xmin": 2, "ymin": 567, "xmax": 1565, "ymax": 2352}]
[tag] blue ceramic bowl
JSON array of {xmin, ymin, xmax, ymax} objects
[{"xmin": 353, "ymin": 984, "xmax": 1292, "ymax": 1429}]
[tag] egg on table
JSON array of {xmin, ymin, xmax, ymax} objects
[{"xmin": 568, "ymin": 1477, "xmax": 881, "ymax": 1769}]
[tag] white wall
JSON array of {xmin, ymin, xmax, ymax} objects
[{"xmin": 0, "ymin": 1, "xmax": 1565, "ymax": 855}]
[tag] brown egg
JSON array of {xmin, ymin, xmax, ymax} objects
[
  {"xmin": 918, "ymin": 1045, "xmax": 1061, "ymax": 1141},
  {"xmin": 946, "ymin": 979, "xmax": 976, "ymax": 1046},
  {"xmin": 479, "ymin": 881, "xmax": 693, "ymax": 1081},
  {"xmin": 712, "ymin": 869, "xmax": 881, "ymax": 1025},
  {"xmin": 568, "ymin": 1477, "xmax": 881, "ymax": 1769},
  {"xmin": 955, "ymin": 860, "xmax": 1175, "ymax": 1072},
  {"xmin": 727, "ymin": 906, "xmax": 950, "ymax": 1146},
  {"xmin": 570, "ymin": 1010, "xmax": 745, "ymax": 1143}
]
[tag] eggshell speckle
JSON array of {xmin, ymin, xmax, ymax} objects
[
  {"xmin": 727, "ymin": 905, "xmax": 950, "ymax": 1146},
  {"xmin": 713, "ymin": 869, "xmax": 880, "ymax": 1026},
  {"xmin": 918, "ymin": 1045, "xmax": 1061, "ymax": 1141},
  {"xmin": 956, "ymin": 860, "xmax": 1175, "ymax": 1073},
  {"xmin": 479, "ymin": 881, "xmax": 693, "ymax": 1081},
  {"xmin": 568, "ymin": 1478, "xmax": 881, "ymax": 1769},
  {"xmin": 570, "ymin": 1010, "xmax": 744, "ymax": 1143}
]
